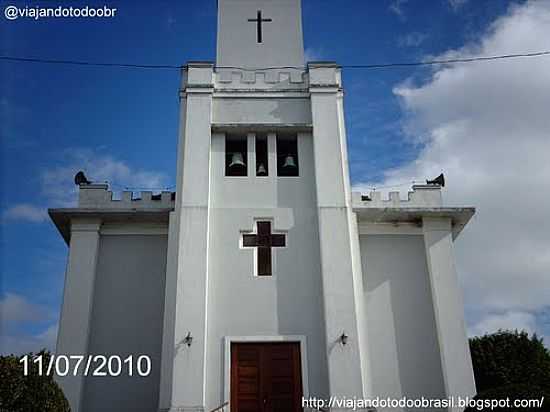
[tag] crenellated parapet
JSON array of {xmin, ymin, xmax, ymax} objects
[
  {"xmin": 308, "ymin": 62, "xmax": 342, "ymax": 90},
  {"xmin": 78, "ymin": 183, "xmax": 175, "ymax": 209},
  {"xmin": 183, "ymin": 62, "xmax": 310, "ymax": 93},
  {"xmin": 214, "ymin": 68, "xmax": 308, "ymax": 91},
  {"xmin": 204, "ymin": 62, "xmax": 343, "ymax": 92},
  {"xmin": 352, "ymin": 184, "xmax": 443, "ymax": 208},
  {"xmin": 352, "ymin": 184, "xmax": 475, "ymax": 238}
]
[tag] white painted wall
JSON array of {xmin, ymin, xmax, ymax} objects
[
  {"xmin": 423, "ymin": 218, "xmax": 476, "ymax": 406},
  {"xmin": 168, "ymin": 64, "xmax": 214, "ymax": 409},
  {"xmin": 213, "ymin": 98, "xmax": 311, "ymax": 125},
  {"xmin": 83, "ymin": 235, "xmax": 167, "ymax": 412},
  {"xmin": 309, "ymin": 64, "xmax": 366, "ymax": 401},
  {"xmin": 204, "ymin": 131, "xmax": 329, "ymax": 409},
  {"xmin": 360, "ymin": 234, "xmax": 446, "ymax": 405},
  {"xmin": 55, "ymin": 219, "xmax": 101, "ymax": 412}
]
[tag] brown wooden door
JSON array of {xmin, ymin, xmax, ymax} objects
[{"xmin": 231, "ymin": 342, "xmax": 302, "ymax": 412}]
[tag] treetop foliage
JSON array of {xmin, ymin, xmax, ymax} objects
[{"xmin": 0, "ymin": 350, "xmax": 70, "ymax": 412}]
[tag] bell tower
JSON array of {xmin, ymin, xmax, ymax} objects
[{"xmin": 159, "ymin": 0, "xmax": 366, "ymax": 410}]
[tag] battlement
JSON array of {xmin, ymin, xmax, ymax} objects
[
  {"xmin": 214, "ymin": 68, "xmax": 308, "ymax": 91},
  {"xmin": 78, "ymin": 183, "xmax": 175, "ymax": 209},
  {"xmin": 308, "ymin": 62, "xmax": 342, "ymax": 88},
  {"xmin": 352, "ymin": 184, "xmax": 443, "ymax": 208},
  {"xmin": 183, "ymin": 62, "xmax": 342, "ymax": 93}
]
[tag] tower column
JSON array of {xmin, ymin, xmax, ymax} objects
[
  {"xmin": 309, "ymin": 63, "xmax": 365, "ymax": 403},
  {"xmin": 168, "ymin": 62, "xmax": 214, "ymax": 412},
  {"xmin": 423, "ymin": 217, "xmax": 476, "ymax": 409},
  {"xmin": 55, "ymin": 218, "xmax": 101, "ymax": 412}
]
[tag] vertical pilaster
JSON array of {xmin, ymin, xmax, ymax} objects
[
  {"xmin": 55, "ymin": 218, "xmax": 101, "ymax": 412},
  {"xmin": 267, "ymin": 132, "xmax": 277, "ymax": 179},
  {"xmin": 158, "ymin": 211, "xmax": 179, "ymax": 411},
  {"xmin": 168, "ymin": 62, "xmax": 214, "ymax": 412},
  {"xmin": 248, "ymin": 132, "xmax": 256, "ymax": 177},
  {"xmin": 308, "ymin": 63, "xmax": 365, "ymax": 403},
  {"xmin": 423, "ymin": 217, "xmax": 476, "ymax": 409}
]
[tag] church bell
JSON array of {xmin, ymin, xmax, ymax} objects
[
  {"xmin": 282, "ymin": 154, "xmax": 297, "ymax": 169},
  {"xmin": 257, "ymin": 163, "xmax": 267, "ymax": 176},
  {"xmin": 229, "ymin": 152, "xmax": 246, "ymax": 169}
]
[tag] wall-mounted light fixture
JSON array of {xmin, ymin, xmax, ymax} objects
[
  {"xmin": 340, "ymin": 332, "xmax": 348, "ymax": 346},
  {"xmin": 184, "ymin": 332, "xmax": 193, "ymax": 347}
]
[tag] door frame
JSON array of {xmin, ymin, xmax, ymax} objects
[{"xmin": 223, "ymin": 335, "xmax": 309, "ymax": 410}]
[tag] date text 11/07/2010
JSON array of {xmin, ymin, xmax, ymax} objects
[{"xmin": 19, "ymin": 354, "xmax": 152, "ymax": 377}]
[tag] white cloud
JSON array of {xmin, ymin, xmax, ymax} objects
[
  {"xmin": 469, "ymin": 311, "xmax": 536, "ymax": 337},
  {"xmin": 354, "ymin": 1, "xmax": 550, "ymax": 338},
  {"xmin": 389, "ymin": 0, "xmax": 408, "ymax": 19},
  {"xmin": 1, "ymin": 148, "xmax": 169, "ymax": 222},
  {"xmin": 0, "ymin": 294, "xmax": 58, "ymax": 355},
  {"xmin": 448, "ymin": 0, "xmax": 468, "ymax": 12},
  {"xmin": 41, "ymin": 148, "xmax": 169, "ymax": 207},
  {"xmin": 0, "ymin": 324, "xmax": 58, "ymax": 355},
  {"xmin": 398, "ymin": 32, "xmax": 428, "ymax": 48},
  {"xmin": 0, "ymin": 293, "xmax": 55, "ymax": 325},
  {"xmin": 2, "ymin": 204, "xmax": 48, "ymax": 223}
]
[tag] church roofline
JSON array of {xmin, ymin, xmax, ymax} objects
[
  {"xmin": 307, "ymin": 61, "xmax": 339, "ymax": 68},
  {"xmin": 186, "ymin": 61, "xmax": 215, "ymax": 68},
  {"xmin": 76, "ymin": 182, "xmax": 175, "ymax": 209},
  {"xmin": 48, "ymin": 208, "xmax": 172, "ymax": 244},
  {"xmin": 352, "ymin": 184, "xmax": 475, "ymax": 239},
  {"xmin": 352, "ymin": 206, "xmax": 475, "ymax": 239}
]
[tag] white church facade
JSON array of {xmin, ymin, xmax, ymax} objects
[{"xmin": 50, "ymin": 0, "xmax": 476, "ymax": 411}]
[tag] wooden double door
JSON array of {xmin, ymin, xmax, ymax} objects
[{"xmin": 230, "ymin": 342, "xmax": 303, "ymax": 412}]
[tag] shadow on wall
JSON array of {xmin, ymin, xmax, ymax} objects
[{"xmin": 275, "ymin": 133, "xmax": 330, "ymax": 399}]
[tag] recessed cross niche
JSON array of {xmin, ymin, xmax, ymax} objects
[{"xmin": 242, "ymin": 221, "xmax": 286, "ymax": 276}]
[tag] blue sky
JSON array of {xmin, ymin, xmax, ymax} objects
[{"xmin": 2, "ymin": 0, "xmax": 550, "ymax": 354}]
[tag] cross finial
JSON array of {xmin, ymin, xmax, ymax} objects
[{"xmin": 247, "ymin": 10, "xmax": 272, "ymax": 43}]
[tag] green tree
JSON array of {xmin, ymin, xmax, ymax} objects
[
  {"xmin": 0, "ymin": 350, "xmax": 70, "ymax": 412},
  {"xmin": 467, "ymin": 330, "xmax": 550, "ymax": 412}
]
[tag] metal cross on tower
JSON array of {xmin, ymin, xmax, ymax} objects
[{"xmin": 248, "ymin": 10, "xmax": 272, "ymax": 43}]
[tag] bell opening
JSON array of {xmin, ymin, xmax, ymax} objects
[
  {"xmin": 255, "ymin": 135, "xmax": 269, "ymax": 177},
  {"xmin": 225, "ymin": 135, "xmax": 247, "ymax": 176},
  {"xmin": 277, "ymin": 134, "xmax": 299, "ymax": 177}
]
